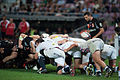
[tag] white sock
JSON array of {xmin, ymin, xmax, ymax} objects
[
  {"xmin": 96, "ymin": 70, "xmax": 101, "ymax": 72},
  {"xmin": 65, "ymin": 65, "xmax": 69, "ymax": 68},
  {"xmin": 83, "ymin": 66, "xmax": 87, "ymax": 71},
  {"xmin": 118, "ymin": 71, "xmax": 120, "ymax": 77},
  {"xmin": 62, "ymin": 68, "xmax": 65, "ymax": 73},
  {"xmin": 104, "ymin": 66, "xmax": 108, "ymax": 71}
]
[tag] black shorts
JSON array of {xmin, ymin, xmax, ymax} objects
[
  {"xmin": 3, "ymin": 48, "xmax": 12, "ymax": 58},
  {"xmin": 18, "ymin": 48, "xmax": 34, "ymax": 59}
]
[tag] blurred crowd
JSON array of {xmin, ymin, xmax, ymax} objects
[
  {"xmin": 0, "ymin": 0, "xmax": 120, "ymax": 14},
  {"xmin": 0, "ymin": 0, "xmax": 120, "ymax": 45}
]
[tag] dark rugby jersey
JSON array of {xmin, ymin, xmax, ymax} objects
[
  {"xmin": 86, "ymin": 18, "xmax": 103, "ymax": 39},
  {"xmin": 22, "ymin": 37, "xmax": 33, "ymax": 50}
]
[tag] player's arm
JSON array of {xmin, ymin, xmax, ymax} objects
[
  {"xmin": 18, "ymin": 39, "xmax": 23, "ymax": 49},
  {"xmin": 49, "ymin": 34, "xmax": 68, "ymax": 39},
  {"xmin": 18, "ymin": 34, "xmax": 27, "ymax": 48},
  {"xmin": 93, "ymin": 28, "xmax": 104, "ymax": 38},
  {"xmin": 35, "ymin": 43, "xmax": 43, "ymax": 59},
  {"xmin": 30, "ymin": 35, "xmax": 40, "ymax": 39},
  {"xmin": 58, "ymin": 39, "xmax": 68, "ymax": 45},
  {"xmin": 18, "ymin": 34, "xmax": 24, "ymax": 49},
  {"xmin": 64, "ymin": 43, "xmax": 78, "ymax": 52},
  {"xmin": 34, "ymin": 52, "xmax": 38, "ymax": 59},
  {"xmin": 61, "ymin": 34, "xmax": 69, "ymax": 38},
  {"xmin": 93, "ymin": 20, "xmax": 104, "ymax": 38},
  {"xmin": 30, "ymin": 41, "xmax": 36, "ymax": 53},
  {"xmin": 49, "ymin": 34, "xmax": 59, "ymax": 39}
]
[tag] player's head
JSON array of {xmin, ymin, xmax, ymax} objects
[
  {"xmin": 41, "ymin": 33, "xmax": 49, "ymax": 38},
  {"xmin": 84, "ymin": 12, "xmax": 92, "ymax": 21},
  {"xmin": 35, "ymin": 38, "xmax": 44, "ymax": 46}
]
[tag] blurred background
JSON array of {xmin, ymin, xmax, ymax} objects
[{"xmin": 0, "ymin": 0, "xmax": 120, "ymax": 45}]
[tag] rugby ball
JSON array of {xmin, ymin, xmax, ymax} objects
[{"xmin": 80, "ymin": 30, "xmax": 91, "ymax": 39}]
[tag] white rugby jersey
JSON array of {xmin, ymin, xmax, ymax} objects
[
  {"xmin": 36, "ymin": 40, "xmax": 60, "ymax": 53},
  {"xmin": 77, "ymin": 42, "xmax": 88, "ymax": 49},
  {"xmin": 60, "ymin": 41, "xmax": 87, "ymax": 52},
  {"xmin": 60, "ymin": 41, "xmax": 75, "ymax": 50},
  {"xmin": 68, "ymin": 37, "xmax": 88, "ymax": 50},
  {"xmin": 68, "ymin": 37, "xmax": 86, "ymax": 43},
  {"xmin": 87, "ymin": 38, "xmax": 102, "ymax": 43},
  {"xmin": 42, "ymin": 37, "xmax": 52, "ymax": 41},
  {"xmin": 52, "ymin": 36, "xmax": 66, "ymax": 43},
  {"xmin": 102, "ymin": 44, "xmax": 114, "ymax": 55}
]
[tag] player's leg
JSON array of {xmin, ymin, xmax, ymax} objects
[
  {"xmin": 70, "ymin": 51, "xmax": 81, "ymax": 76},
  {"xmin": 55, "ymin": 57, "xmax": 70, "ymax": 75},
  {"xmin": 92, "ymin": 51, "xmax": 112, "ymax": 77},
  {"xmin": 81, "ymin": 52, "xmax": 94, "ymax": 75},
  {"xmin": 109, "ymin": 49, "xmax": 117, "ymax": 72},
  {"xmin": 118, "ymin": 62, "xmax": 120, "ymax": 79},
  {"xmin": 37, "ymin": 55, "xmax": 47, "ymax": 74},
  {"xmin": 73, "ymin": 51, "xmax": 81, "ymax": 69},
  {"xmin": 94, "ymin": 61, "xmax": 102, "ymax": 76},
  {"xmin": 2, "ymin": 51, "xmax": 17, "ymax": 63},
  {"xmin": 109, "ymin": 59, "xmax": 117, "ymax": 72}
]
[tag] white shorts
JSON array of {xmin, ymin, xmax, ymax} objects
[
  {"xmin": 67, "ymin": 51, "xmax": 81, "ymax": 58},
  {"xmin": 82, "ymin": 52, "xmax": 90, "ymax": 63},
  {"xmin": 101, "ymin": 47, "xmax": 117, "ymax": 60},
  {"xmin": 87, "ymin": 38, "xmax": 104, "ymax": 54},
  {"xmin": 72, "ymin": 51, "xmax": 81, "ymax": 58},
  {"xmin": 55, "ymin": 57, "xmax": 65, "ymax": 66},
  {"xmin": 44, "ymin": 48, "xmax": 65, "ymax": 66}
]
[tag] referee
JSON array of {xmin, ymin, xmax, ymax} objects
[{"xmin": 83, "ymin": 12, "xmax": 104, "ymax": 39}]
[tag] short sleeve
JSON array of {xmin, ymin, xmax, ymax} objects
[{"xmin": 26, "ymin": 22, "xmax": 30, "ymax": 28}]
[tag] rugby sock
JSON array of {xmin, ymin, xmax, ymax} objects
[
  {"xmin": 64, "ymin": 65, "xmax": 69, "ymax": 68},
  {"xmin": 62, "ymin": 68, "xmax": 65, "ymax": 73},
  {"xmin": 96, "ymin": 70, "xmax": 101, "ymax": 73},
  {"xmin": 62, "ymin": 65, "xmax": 70, "ymax": 73},
  {"xmin": 104, "ymin": 66, "xmax": 109, "ymax": 71},
  {"xmin": 118, "ymin": 71, "xmax": 120, "ymax": 78},
  {"xmin": 83, "ymin": 66, "xmax": 87, "ymax": 71},
  {"xmin": 112, "ymin": 63, "xmax": 116, "ymax": 68}
]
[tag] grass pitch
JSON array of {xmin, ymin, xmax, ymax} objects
[{"xmin": 0, "ymin": 56, "xmax": 120, "ymax": 80}]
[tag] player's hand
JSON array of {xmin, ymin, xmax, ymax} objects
[
  {"xmin": 64, "ymin": 49, "xmax": 68, "ymax": 52},
  {"xmin": 92, "ymin": 36, "xmax": 97, "ymax": 39}
]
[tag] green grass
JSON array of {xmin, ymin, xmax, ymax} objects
[{"xmin": 0, "ymin": 56, "xmax": 120, "ymax": 80}]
